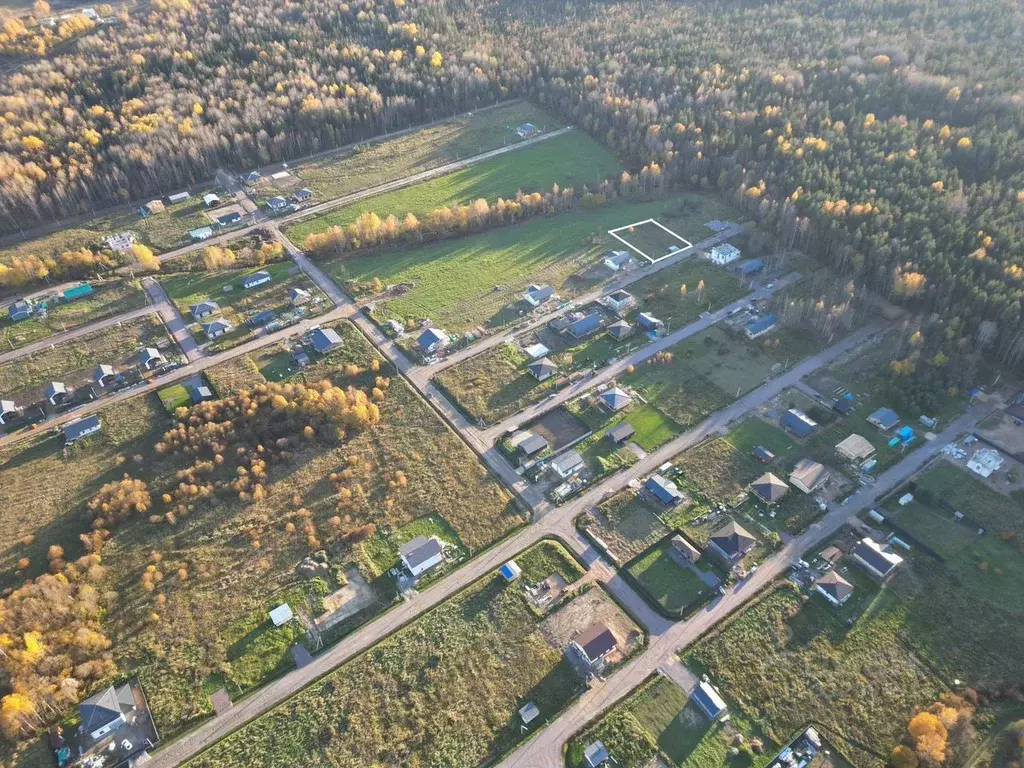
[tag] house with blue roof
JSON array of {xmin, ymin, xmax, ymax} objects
[
  {"xmin": 637, "ymin": 312, "xmax": 663, "ymax": 332},
  {"xmin": 62, "ymin": 415, "xmax": 102, "ymax": 443},
  {"xmin": 247, "ymin": 310, "xmax": 277, "ymax": 328},
  {"xmin": 567, "ymin": 313, "xmax": 601, "ymax": 338},
  {"xmin": 736, "ymin": 258, "xmax": 764, "ymax": 276},
  {"xmin": 692, "ymin": 680, "xmax": 728, "ymax": 720},
  {"xmin": 311, "ymin": 327, "xmax": 342, "ymax": 353},
  {"xmin": 417, "ymin": 327, "xmax": 450, "ymax": 354},
  {"xmin": 645, "ymin": 474, "xmax": 684, "ymax": 505},
  {"xmin": 8, "ymin": 299, "xmax": 33, "ymax": 322},
  {"xmin": 781, "ymin": 408, "xmax": 817, "ymax": 438},
  {"xmin": 745, "ymin": 313, "xmax": 778, "ymax": 339},
  {"xmin": 868, "ymin": 407, "xmax": 901, "ymax": 431}
]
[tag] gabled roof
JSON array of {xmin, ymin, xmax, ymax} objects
[
  {"xmin": 568, "ymin": 313, "xmax": 601, "ymax": 337},
  {"xmin": 311, "ymin": 327, "xmax": 342, "ymax": 352},
  {"xmin": 0, "ymin": 399, "xmax": 18, "ymax": 414},
  {"xmin": 294, "ymin": 188, "xmax": 313, "ymax": 199},
  {"xmin": 62, "ymin": 415, "xmax": 101, "ymax": 442},
  {"xmin": 604, "ymin": 250, "xmax": 632, "ymax": 266},
  {"xmin": 745, "ymin": 313, "xmax": 778, "ymax": 337},
  {"xmin": 79, "ymin": 684, "xmax": 134, "ymax": 734},
  {"xmin": 600, "ymin": 386, "xmax": 632, "ymax": 411},
  {"xmin": 518, "ymin": 433, "xmax": 549, "ymax": 456},
  {"xmin": 782, "ymin": 408, "xmax": 817, "ymax": 437},
  {"xmin": 241, "ymin": 270, "xmax": 272, "ymax": 286},
  {"xmin": 191, "ymin": 299, "xmax": 220, "ymax": 316},
  {"xmin": 291, "ymin": 287, "xmax": 311, "ymax": 300},
  {"xmin": 607, "ymin": 422, "xmax": 636, "ymax": 443},
  {"xmin": 751, "ymin": 472, "xmax": 789, "ymax": 503},
  {"xmin": 692, "ymin": 681, "xmax": 727, "ymax": 719},
  {"xmin": 93, "ymin": 364, "xmax": 115, "ymax": 380},
  {"xmin": 836, "ymin": 433, "xmax": 874, "ymax": 460},
  {"xmin": 790, "ymin": 458, "xmax": 828, "ymax": 491},
  {"xmin": 606, "ymin": 320, "xmax": 634, "ymax": 340},
  {"xmin": 267, "ymin": 196, "xmax": 288, "ymax": 209},
  {"xmin": 524, "ymin": 284, "xmax": 554, "ymax": 303},
  {"xmin": 637, "ymin": 312, "xmax": 662, "ymax": 330},
  {"xmin": 417, "ymin": 327, "xmax": 450, "ymax": 350},
  {"xmin": 868, "ymin": 407, "xmax": 900, "ymax": 430},
  {"xmin": 139, "ymin": 347, "xmax": 162, "ymax": 364},
  {"xmin": 44, "ymin": 381, "xmax": 67, "ymax": 399},
  {"xmin": 575, "ymin": 621, "xmax": 616, "ymax": 661},
  {"xmin": 815, "ymin": 570, "xmax": 854, "ymax": 601},
  {"xmin": 752, "ymin": 445, "xmax": 775, "ymax": 463},
  {"xmin": 399, "ymin": 536, "xmax": 444, "ymax": 569},
  {"xmin": 645, "ymin": 473, "xmax": 683, "ymax": 505},
  {"xmin": 203, "ymin": 318, "xmax": 233, "ymax": 334},
  {"xmin": 853, "ymin": 538, "xmax": 903, "ymax": 577},
  {"xmin": 550, "ymin": 449, "xmax": 584, "ymax": 476},
  {"xmin": 710, "ymin": 520, "xmax": 756, "ymax": 558}
]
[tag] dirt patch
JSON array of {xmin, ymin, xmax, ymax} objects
[
  {"xmin": 316, "ymin": 567, "xmax": 380, "ymax": 631},
  {"xmin": 203, "ymin": 202, "xmax": 245, "ymax": 223},
  {"xmin": 976, "ymin": 411, "xmax": 1024, "ymax": 460},
  {"xmin": 541, "ymin": 588, "xmax": 641, "ymax": 665},
  {"xmin": 527, "ymin": 406, "xmax": 591, "ymax": 452},
  {"xmin": 585, "ymin": 492, "xmax": 670, "ymax": 562}
]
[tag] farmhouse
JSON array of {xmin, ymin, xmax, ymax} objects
[
  {"xmin": 168, "ymin": 191, "xmax": 190, "ymax": 204},
  {"xmin": 267, "ymin": 196, "xmax": 289, "ymax": 212},
  {"xmin": 143, "ymin": 200, "xmax": 165, "ymax": 215},
  {"xmin": 138, "ymin": 347, "xmax": 164, "ymax": 370},
  {"xmin": 781, "ymin": 408, "xmax": 817, "ymax": 438},
  {"xmin": 8, "ymin": 300, "xmax": 33, "ymax": 322},
  {"xmin": 217, "ymin": 211, "xmax": 242, "ymax": 226},
  {"xmin": 852, "ymin": 537, "xmax": 904, "ymax": 581},
  {"xmin": 62, "ymin": 415, "xmax": 102, "ymax": 443},
  {"xmin": 241, "ymin": 270, "xmax": 272, "ymax": 289},
  {"xmin": 0, "ymin": 400, "xmax": 21, "ymax": 424},
  {"xmin": 599, "ymin": 386, "xmax": 632, "ymax": 412},
  {"xmin": 751, "ymin": 472, "xmax": 790, "ymax": 504},
  {"xmin": 550, "ymin": 449, "xmax": 585, "ymax": 479},
  {"xmin": 692, "ymin": 680, "xmax": 728, "ymax": 721},
  {"xmin": 572, "ymin": 621, "xmax": 617, "ymax": 669},
  {"xmin": 93, "ymin": 364, "xmax": 117, "ymax": 387},
  {"xmin": 104, "ymin": 232, "xmax": 136, "ymax": 253},
  {"xmin": 606, "ymin": 422, "xmax": 635, "ymax": 445},
  {"xmin": 191, "ymin": 300, "xmax": 220, "ymax": 319},
  {"xmin": 399, "ymin": 536, "xmax": 445, "ymax": 578},
  {"xmin": 752, "ymin": 445, "xmax": 775, "ymax": 464},
  {"xmin": 311, "ymin": 327, "xmax": 342, "ymax": 353},
  {"xmin": 836, "ymin": 433, "xmax": 875, "ymax": 461},
  {"xmin": 814, "ymin": 570, "xmax": 855, "ymax": 607},
  {"xmin": 708, "ymin": 520, "xmax": 757, "ymax": 562},
  {"xmin": 603, "ymin": 250, "xmax": 633, "ymax": 271},
  {"xmin": 294, "ymin": 188, "xmax": 313, "ymax": 202},
  {"xmin": 583, "ymin": 740, "xmax": 610, "ymax": 768},
  {"xmin": 606, "ymin": 320, "xmax": 634, "ymax": 341},
  {"xmin": 867, "ymin": 407, "xmax": 900, "ymax": 431},
  {"xmin": 745, "ymin": 313, "xmax": 778, "ymax": 340},
  {"xmin": 203, "ymin": 318, "xmax": 234, "ymax": 338},
  {"xmin": 291, "ymin": 287, "xmax": 311, "ymax": 306},
  {"xmin": 189, "ymin": 226, "xmax": 214, "ymax": 241},
  {"xmin": 708, "ymin": 243, "xmax": 741, "ymax": 265},
  {"xmin": 44, "ymin": 381, "xmax": 68, "ymax": 406},
  {"xmin": 567, "ymin": 312, "xmax": 601, "ymax": 338},
  {"xmin": 645, "ymin": 473, "xmax": 684, "ymax": 505},
  {"xmin": 247, "ymin": 310, "xmax": 277, "ymax": 328},
  {"xmin": 203, "ymin": 192, "xmax": 221, "ymax": 207},
  {"xmin": 72, "ymin": 679, "xmax": 158, "ymax": 766},
  {"xmin": 417, "ymin": 327, "xmax": 450, "ymax": 354},
  {"xmin": 603, "ymin": 289, "xmax": 637, "ymax": 315},
  {"xmin": 789, "ymin": 458, "xmax": 828, "ymax": 494},
  {"xmin": 63, "ymin": 284, "xmax": 94, "ymax": 301},
  {"xmin": 527, "ymin": 357, "xmax": 558, "ymax": 381},
  {"xmin": 523, "ymin": 284, "xmax": 554, "ymax": 307},
  {"xmin": 670, "ymin": 534, "xmax": 701, "ymax": 562}
]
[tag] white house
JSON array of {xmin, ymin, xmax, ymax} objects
[
  {"xmin": 399, "ymin": 536, "xmax": 445, "ymax": 577},
  {"xmin": 708, "ymin": 243, "xmax": 741, "ymax": 265},
  {"xmin": 603, "ymin": 250, "xmax": 633, "ymax": 271}
]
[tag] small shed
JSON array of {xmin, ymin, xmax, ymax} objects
[
  {"xmin": 606, "ymin": 422, "xmax": 636, "ymax": 445},
  {"xmin": 518, "ymin": 701, "xmax": 539, "ymax": 725},
  {"xmin": 63, "ymin": 284, "xmax": 94, "ymax": 301},
  {"xmin": 168, "ymin": 191, "xmax": 191, "ymax": 205},
  {"xmin": 143, "ymin": 200, "xmax": 165, "ymax": 215},
  {"xmin": 269, "ymin": 604, "xmax": 294, "ymax": 627},
  {"xmin": 203, "ymin": 192, "xmax": 221, "ymax": 207},
  {"xmin": 499, "ymin": 561, "xmax": 522, "ymax": 582},
  {"xmin": 294, "ymin": 188, "xmax": 313, "ymax": 202}
]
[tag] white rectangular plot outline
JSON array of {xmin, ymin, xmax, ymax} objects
[{"xmin": 607, "ymin": 218, "xmax": 694, "ymax": 264}]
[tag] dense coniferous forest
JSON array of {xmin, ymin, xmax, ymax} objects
[{"xmin": 1, "ymin": 0, "xmax": 1024, "ymax": 374}]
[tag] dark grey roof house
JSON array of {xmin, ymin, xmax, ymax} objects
[
  {"xmin": 62, "ymin": 415, "xmax": 102, "ymax": 443},
  {"xmin": 708, "ymin": 520, "xmax": 757, "ymax": 561}
]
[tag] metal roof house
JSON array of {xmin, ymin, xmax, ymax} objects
[
  {"xmin": 708, "ymin": 520, "xmax": 757, "ymax": 561},
  {"xmin": 62, "ymin": 415, "xmax": 102, "ymax": 443},
  {"xmin": 781, "ymin": 408, "xmax": 817, "ymax": 438},
  {"xmin": 311, "ymin": 327, "xmax": 342, "ymax": 353},
  {"xmin": 737, "ymin": 258, "xmax": 764, "ymax": 276},
  {"xmin": 606, "ymin": 319, "xmax": 634, "ymax": 340},
  {"xmin": 708, "ymin": 243, "xmax": 741, "ymax": 265},
  {"xmin": 671, "ymin": 534, "xmax": 701, "ymax": 562},
  {"xmin": 294, "ymin": 188, "xmax": 313, "ymax": 201},
  {"xmin": 692, "ymin": 680, "xmax": 728, "ymax": 720},
  {"xmin": 789, "ymin": 458, "xmax": 828, "ymax": 494},
  {"xmin": 517, "ymin": 432, "xmax": 549, "ymax": 457},
  {"xmin": 417, "ymin": 327, "xmax": 450, "ymax": 354},
  {"xmin": 247, "ymin": 309, "xmax": 277, "ymax": 328},
  {"xmin": 191, "ymin": 300, "xmax": 220, "ymax": 319},
  {"xmin": 63, "ymin": 284, "xmax": 94, "ymax": 301},
  {"xmin": 606, "ymin": 422, "xmax": 636, "ymax": 444},
  {"xmin": 44, "ymin": 381, "xmax": 68, "ymax": 405},
  {"xmin": 291, "ymin": 287, "xmax": 311, "ymax": 306},
  {"xmin": 240, "ymin": 170, "xmax": 261, "ymax": 183},
  {"xmin": 241, "ymin": 270, "xmax": 272, "ymax": 289},
  {"xmin": 189, "ymin": 226, "xmax": 214, "ymax": 241},
  {"xmin": 751, "ymin": 472, "xmax": 790, "ymax": 504},
  {"xmin": 550, "ymin": 449, "xmax": 584, "ymax": 479},
  {"xmin": 399, "ymin": 536, "xmax": 445, "ymax": 578},
  {"xmin": 645, "ymin": 473, "xmax": 684, "ymax": 505},
  {"xmin": 168, "ymin": 191, "xmax": 191, "ymax": 204},
  {"xmin": 217, "ymin": 211, "xmax": 242, "ymax": 226},
  {"xmin": 637, "ymin": 312, "xmax": 663, "ymax": 332},
  {"xmin": 745, "ymin": 313, "xmax": 778, "ymax": 339},
  {"xmin": 567, "ymin": 312, "xmax": 601, "ymax": 338},
  {"xmin": 8, "ymin": 299, "xmax": 33, "ymax": 322},
  {"xmin": 815, "ymin": 570, "xmax": 855, "ymax": 607},
  {"xmin": 527, "ymin": 357, "xmax": 557, "ymax": 381},
  {"xmin": 752, "ymin": 445, "xmax": 775, "ymax": 464},
  {"xmin": 867, "ymin": 407, "xmax": 900, "ymax": 431},
  {"xmin": 0, "ymin": 400, "xmax": 21, "ymax": 424},
  {"xmin": 572, "ymin": 621, "xmax": 617, "ymax": 667},
  {"xmin": 603, "ymin": 250, "xmax": 633, "ymax": 271},
  {"xmin": 523, "ymin": 284, "xmax": 554, "ymax": 307},
  {"xmin": 203, "ymin": 318, "xmax": 234, "ymax": 338},
  {"xmin": 267, "ymin": 196, "xmax": 289, "ymax": 211},
  {"xmin": 583, "ymin": 740, "xmax": 610, "ymax": 768},
  {"xmin": 524, "ymin": 342, "xmax": 550, "ymax": 359},
  {"xmin": 138, "ymin": 347, "xmax": 164, "ymax": 370},
  {"xmin": 599, "ymin": 386, "xmax": 632, "ymax": 412},
  {"xmin": 93, "ymin": 364, "xmax": 117, "ymax": 387},
  {"xmin": 852, "ymin": 537, "xmax": 903, "ymax": 581}
]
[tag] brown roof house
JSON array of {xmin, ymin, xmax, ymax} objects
[
  {"xmin": 571, "ymin": 621, "xmax": 617, "ymax": 673},
  {"xmin": 814, "ymin": 570, "xmax": 855, "ymax": 607},
  {"xmin": 789, "ymin": 458, "xmax": 828, "ymax": 494}
]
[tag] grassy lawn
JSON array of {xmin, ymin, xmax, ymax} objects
[
  {"xmin": 0, "ymin": 279, "xmax": 147, "ymax": 350},
  {"xmin": 159, "ymin": 261, "xmax": 329, "ymax": 350},
  {"xmin": 286, "ymin": 131, "xmax": 621, "ymax": 243},
  {"xmin": 0, "ymin": 321, "xmax": 521, "ymax": 743},
  {"xmin": 626, "ymin": 258, "xmax": 748, "ymax": 328},
  {"xmin": 585, "ymin": 491, "xmax": 672, "ymax": 563},
  {"xmin": 360, "ymin": 513, "xmax": 466, "ymax": 577},
  {"xmin": 686, "ymin": 586, "xmax": 943, "ymax": 766},
  {"xmin": 514, "ymin": 539, "xmax": 585, "ymax": 584},
  {"xmin": 572, "ymin": 403, "xmax": 680, "ymax": 480},
  {"xmin": 612, "ymin": 219, "xmax": 692, "ymax": 261},
  {"xmin": 319, "ymin": 197, "xmax": 716, "ymax": 334},
  {"xmin": 0, "ymin": 314, "xmax": 172, "ymax": 402},
  {"xmin": 276, "ymin": 102, "xmax": 562, "ymax": 202},
  {"xmin": 626, "ymin": 542, "xmax": 712, "ymax": 613},
  {"xmin": 185, "ymin": 548, "xmax": 584, "ymax": 768}
]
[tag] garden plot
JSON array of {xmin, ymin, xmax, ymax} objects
[
  {"xmin": 583, "ymin": 490, "xmax": 673, "ymax": 563},
  {"xmin": 609, "ymin": 218, "xmax": 692, "ymax": 263},
  {"xmin": 626, "ymin": 541, "xmax": 722, "ymax": 614}
]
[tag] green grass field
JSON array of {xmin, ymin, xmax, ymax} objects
[
  {"xmin": 185, "ymin": 548, "xmax": 584, "ymax": 768},
  {"xmin": 286, "ymin": 131, "xmax": 621, "ymax": 243},
  {"xmin": 626, "ymin": 542, "xmax": 711, "ymax": 613},
  {"xmin": 320, "ymin": 197, "xmax": 718, "ymax": 334},
  {"xmin": 612, "ymin": 219, "xmax": 691, "ymax": 261},
  {"xmin": 361, "ymin": 513, "xmax": 466, "ymax": 577},
  {"xmin": 0, "ymin": 280, "xmax": 147, "ymax": 350},
  {"xmin": 626, "ymin": 258, "xmax": 748, "ymax": 328},
  {"xmin": 277, "ymin": 102, "xmax": 562, "ymax": 202}
]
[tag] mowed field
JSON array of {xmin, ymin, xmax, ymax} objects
[
  {"xmin": 275, "ymin": 101, "xmax": 562, "ymax": 202},
  {"xmin": 0, "ymin": 279, "xmax": 147, "ymax": 349},
  {"xmin": 0, "ymin": 321, "xmax": 520, "ymax": 746},
  {"xmin": 0, "ymin": 314, "xmax": 172, "ymax": 403},
  {"xmin": 185, "ymin": 543, "xmax": 586, "ymax": 768},
  {"xmin": 321, "ymin": 197, "xmax": 717, "ymax": 334},
  {"xmin": 286, "ymin": 130, "xmax": 620, "ymax": 243}
]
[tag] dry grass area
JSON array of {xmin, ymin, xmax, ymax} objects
[
  {"xmin": 0, "ymin": 321, "xmax": 519, "ymax": 745},
  {"xmin": 584, "ymin": 491, "xmax": 671, "ymax": 563},
  {"xmin": 540, "ymin": 587, "xmax": 641, "ymax": 655}
]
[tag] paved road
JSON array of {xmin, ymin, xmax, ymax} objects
[
  {"xmin": 142, "ymin": 278, "xmax": 204, "ymax": 362},
  {"xmin": 497, "ymin": 402, "xmax": 992, "ymax": 768},
  {"xmin": 0, "ymin": 304, "xmax": 158, "ymax": 365}
]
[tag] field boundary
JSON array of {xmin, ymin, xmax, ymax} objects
[{"xmin": 608, "ymin": 218, "xmax": 693, "ymax": 264}]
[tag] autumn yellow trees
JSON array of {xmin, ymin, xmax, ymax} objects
[{"xmin": 892, "ymin": 694, "xmax": 979, "ymax": 768}]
